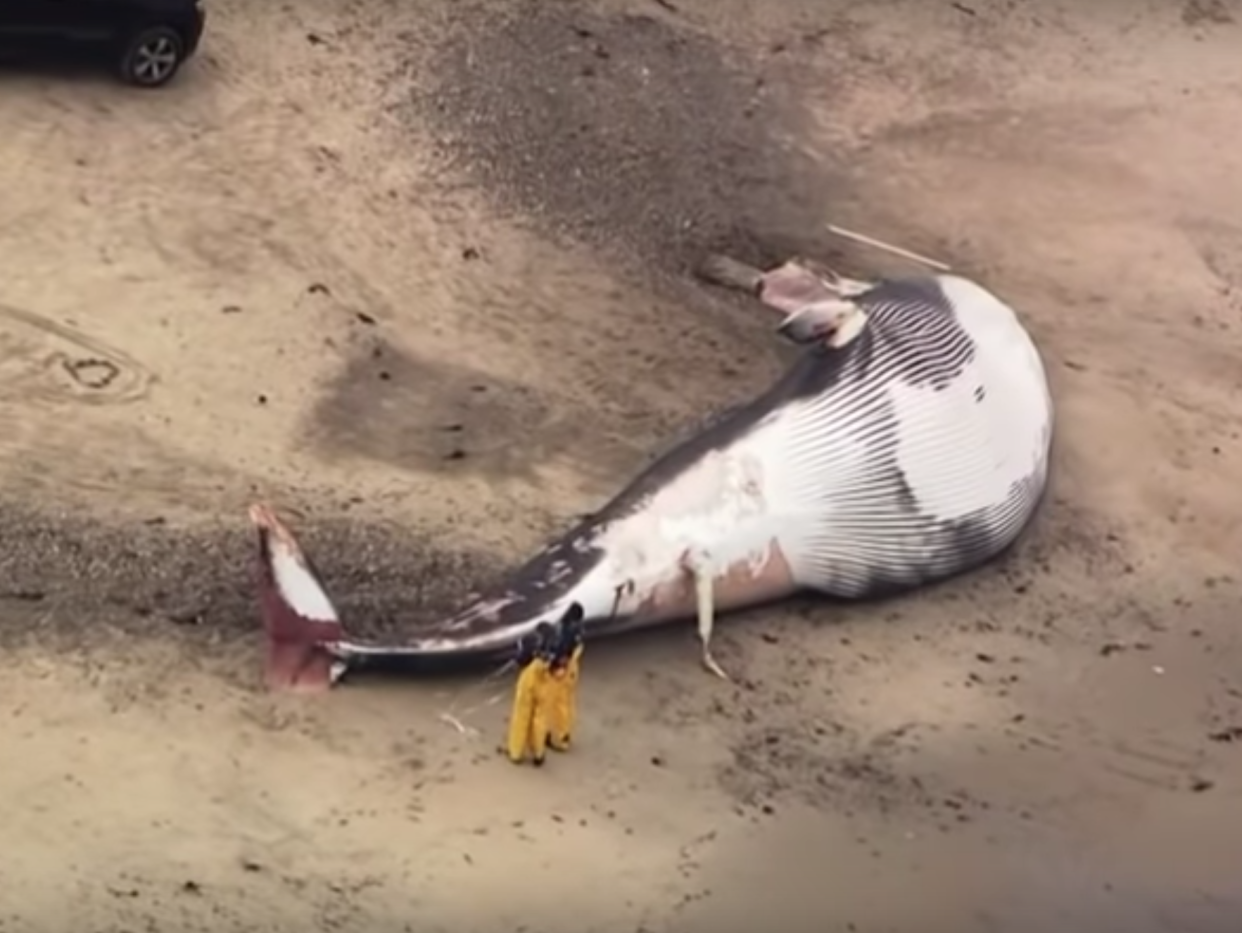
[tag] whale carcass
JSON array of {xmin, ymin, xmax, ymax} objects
[{"xmin": 252, "ymin": 256, "xmax": 1054, "ymax": 691}]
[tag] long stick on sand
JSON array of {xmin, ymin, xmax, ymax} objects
[{"xmin": 826, "ymin": 224, "xmax": 953, "ymax": 273}]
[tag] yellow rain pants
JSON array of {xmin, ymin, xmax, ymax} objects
[{"xmin": 506, "ymin": 657, "xmax": 553, "ymax": 765}]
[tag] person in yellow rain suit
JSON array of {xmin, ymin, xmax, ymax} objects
[
  {"xmin": 545, "ymin": 604, "xmax": 585, "ymax": 753},
  {"xmin": 506, "ymin": 622, "xmax": 556, "ymax": 766},
  {"xmin": 506, "ymin": 604, "xmax": 585, "ymax": 766}
]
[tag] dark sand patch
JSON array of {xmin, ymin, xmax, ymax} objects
[
  {"xmin": 0, "ymin": 498, "xmax": 505, "ymax": 664},
  {"xmin": 409, "ymin": 0, "xmax": 843, "ymax": 272}
]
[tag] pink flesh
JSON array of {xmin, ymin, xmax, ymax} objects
[
  {"xmin": 757, "ymin": 261, "xmax": 837, "ymax": 315},
  {"xmin": 265, "ymin": 641, "xmax": 338, "ymax": 692}
]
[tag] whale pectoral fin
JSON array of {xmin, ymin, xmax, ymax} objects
[
  {"xmin": 682, "ymin": 555, "xmax": 730, "ymax": 682},
  {"xmin": 695, "ymin": 572, "xmax": 730, "ymax": 681}
]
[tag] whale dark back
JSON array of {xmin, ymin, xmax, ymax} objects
[{"xmin": 430, "ymin": 277, "xmax": 977, "ymax": 644}]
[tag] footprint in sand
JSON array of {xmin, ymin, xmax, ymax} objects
[{"xmin": 0, "ymin": 304, "xmax": 152, "ymax": 406}]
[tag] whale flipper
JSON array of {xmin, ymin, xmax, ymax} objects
[{"xmin": 250, "ymin": 504, "xmax": 347, "ymax": 692}]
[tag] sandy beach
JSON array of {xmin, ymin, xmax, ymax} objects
[{"xmin": 1, "ymin": 0, "xmax": 1240, "ymax": 930}]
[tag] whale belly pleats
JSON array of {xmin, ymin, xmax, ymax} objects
[
  {"xmin": 760, "ymin": 275, "xmax": 1053, "ymax": 598},
  {"xmin": 505, "ymin": 274, "xmax": 1051, "ymax": 636}
]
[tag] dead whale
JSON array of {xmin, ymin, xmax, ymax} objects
[{"xmin": 252, "ymin": 257, "xmax": 1053, "ymax": 691}]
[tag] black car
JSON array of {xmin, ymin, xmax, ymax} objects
[{"xmin": 0, "ymin": 0, "xmax": 206, "ymax": 88}]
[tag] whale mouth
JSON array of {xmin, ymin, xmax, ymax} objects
[
  {"xmin": 250, "ymin": 503, "xmax": 347, "ymax": 692},
  {"xmin": 696, "ymin": 255, "xmax": 874, "ymax": 346}
]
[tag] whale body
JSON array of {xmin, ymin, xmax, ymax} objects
[{"xmin": 252, "ymin": 261, "xmax": 1053, "ymax": 690}]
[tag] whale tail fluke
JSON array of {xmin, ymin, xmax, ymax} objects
[{"xmin": 249, "ymin": 503, "xmax": 347, "ymax": 693}]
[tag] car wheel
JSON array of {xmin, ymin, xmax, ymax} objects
[{"xmin": 118, "ymin": 26, "xmax": 185, "ymax": 88}]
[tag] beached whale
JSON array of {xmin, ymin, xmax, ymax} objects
[{"xmin": 252, "ymin": 257, "xmax": 1053, "ymax": 691}]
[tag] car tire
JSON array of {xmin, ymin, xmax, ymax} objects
[{"xmin": 118, "ymin": 26, "xmax": 186, "ymax": 88}]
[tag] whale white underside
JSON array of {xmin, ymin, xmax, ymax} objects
[
  {"xmin": 321, "ymin": 273, "xmax": 1053, "ymax": 657},
  {"xmin": 574, "ymin": 274, "xmax": 1053, "ymax": 617},
  {"xmin": 773, "ymin": 273, "xmax": 1052, "ymax": 594}
]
